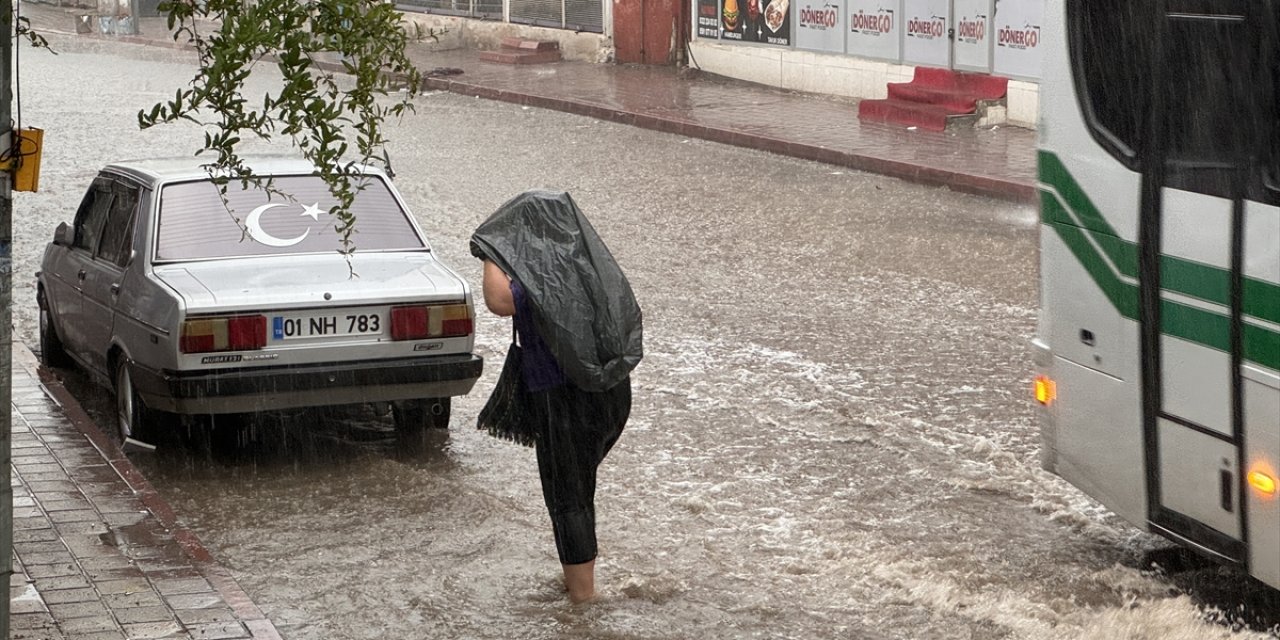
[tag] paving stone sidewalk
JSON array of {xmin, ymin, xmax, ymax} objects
[
  {"xmin": 19, "ymin": 0, "xmax": 1037, "ymax": 203},
  {"xmin": 9, "ymin": 343, "xmax": 281, "ymax": 640}
]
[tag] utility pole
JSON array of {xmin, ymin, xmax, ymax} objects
[{"xmin": 1, "ymin": 0, "xmax": 15, "ymax": 634}]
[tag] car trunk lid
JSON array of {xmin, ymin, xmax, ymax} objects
[{"xmin": 153, "ymin": 252, "xmax": 465, "ymax": 312}]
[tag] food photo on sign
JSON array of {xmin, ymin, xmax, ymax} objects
[
  {"xmin": 723, "ymin": 0, "xmax": 745, "ymax": 39},
  {"xmin": 752, "ymin": 0, "xmax": 791, "ymax": 44}
]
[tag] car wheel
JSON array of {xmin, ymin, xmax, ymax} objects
[
  {"xmin": 114, "ymin": 358, "xmax": 153, "ymax": 444},
  {"xmin": 37, "ymin": 292, "xmax": 72, "ymax": 368},
  {"xmin": 392, "ymin": 397, "xmax": 451, "ymax": 432}
]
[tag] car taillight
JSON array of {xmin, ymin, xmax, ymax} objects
[
  {"xmin": 180, "ymin": 315, "xmax": 267, "ymax": 353},
  {"xmin": 390, "ymin": 303, "xmax": 473, "ymax": 340}
]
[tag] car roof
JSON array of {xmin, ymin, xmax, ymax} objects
[{"xmin": 103, "ymin": 156, "xmax": 384, "ymax": 186}]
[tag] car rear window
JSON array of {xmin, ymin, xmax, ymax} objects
[{"xmin": 155, "ymin": 175, "xmax": 426, "ymax": 261}]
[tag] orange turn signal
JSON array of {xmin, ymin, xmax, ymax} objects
[
  {"xmin": 1034, "ymin": 375, "xmax": 1056, "ymax": 406},
  {"xmin": 1248, "ymin": 470, "xmax": 1276, "ymax": 495}
]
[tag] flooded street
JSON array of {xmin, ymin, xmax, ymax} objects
[{"xmin": 14, "ymin": 34, "xmax": 1280, "ymax": 639}]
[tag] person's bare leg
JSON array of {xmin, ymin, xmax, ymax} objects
[{"xmin": 563, "ymin": 560, "xmax": 596, "ymax": 603}]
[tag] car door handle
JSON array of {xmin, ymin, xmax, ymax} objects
[
  {"xmin": 77, "ymin": 269, "xmax": 86, "ymax": 281},
  {"xmin": 110, "ymin": 283, "xmax": 121, "ymax": 296}
]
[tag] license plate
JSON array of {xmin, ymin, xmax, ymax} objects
[{"xmin": 272, "ymin": 310, "xmax": 385, "ymax": 340}]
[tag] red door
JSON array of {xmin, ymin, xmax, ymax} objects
[{"xmin": 613, "ymin": 0, "xmax": 684, "ymax": 64}]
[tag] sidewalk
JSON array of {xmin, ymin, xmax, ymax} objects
[
  {"xmin": 19, "ymin": 0, "xmax": 1037, "ymax": 203},
  {"xmin": 10, "ymin": 342, "xmax": 282, "ymax": 640},
  {"xmin": 407, "ymin": 50, "xmax": 1037, "ymax": 202}
]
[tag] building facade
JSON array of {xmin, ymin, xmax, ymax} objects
[{"xmin": 398, "ymin": 0, "xmax": 1043, "ymax": 126}]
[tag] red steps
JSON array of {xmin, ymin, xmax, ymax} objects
[
  {"xmin": 858, "ymin": 67, "xmax": 1008, "ymax": 131},
  {"xmin": 479, "ymin": 38, "xmax": 562, "ymax": 65}
]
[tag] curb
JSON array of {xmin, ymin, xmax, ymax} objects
[{"xmin": 13, "ymin": 344, "xmax": 284, "ymax": 640}]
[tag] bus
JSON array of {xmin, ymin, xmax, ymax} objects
[{"xmin": 1033, "ymin": 0, "xmax": 1280, "ymax": 587}]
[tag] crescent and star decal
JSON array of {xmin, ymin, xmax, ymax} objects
[{"xmin": 246, "ymin": 202, "xmax": 325, "ymax": 247}]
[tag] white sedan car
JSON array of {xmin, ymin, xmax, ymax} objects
[{"xmin": 36, "ymin": 157, "xmax": 483, "ymax": 445}]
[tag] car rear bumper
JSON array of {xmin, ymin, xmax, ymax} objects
[{"xmin": 131, "ymin": 354, "xmax": 484, "ymax": 414}]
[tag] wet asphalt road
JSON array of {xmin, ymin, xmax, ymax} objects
[{"xmin": 13, "ymin": 33, "xmax": 1280, "ymax": 640}]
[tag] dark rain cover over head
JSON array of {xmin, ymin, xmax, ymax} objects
[{"xmin": 471, "ymin": 190, "xmax": 643, "ymax": 392}]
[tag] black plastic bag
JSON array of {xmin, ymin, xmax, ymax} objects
[{"xmin": 471, "ymin": 190, "xmax": 643, "ymax": 392}]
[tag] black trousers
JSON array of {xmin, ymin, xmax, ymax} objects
[{"xmin": 530, "ymin": 379, "xmax": 631, "ymax": 565}]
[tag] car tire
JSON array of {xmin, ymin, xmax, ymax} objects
[
  {"xmin": 37, "ymin": 292, "xmax": 72, "ymax": 368},
  {"xmin": 114, "ymin": 358, "xmax": 154, "ymax": 444}
]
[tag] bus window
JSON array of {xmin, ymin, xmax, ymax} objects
[
  {"xmin": 1267, "ymin": 7, "xmax": 1280, "ymax": 194},
  {"xmin": 1162, "ymin": 8, "xmax": 1253, "ymax": 198},
  {"xmin": 1068, "ymin": 0, "xmax": 1150, "ymax": 168}
]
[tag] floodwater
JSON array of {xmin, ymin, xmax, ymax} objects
[{"xmin": 16, "ymin": 33, "xmax": 1280, "ymax": 640}]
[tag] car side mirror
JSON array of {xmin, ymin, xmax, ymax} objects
[{"xmin": 52, "ymin": 222, "xmax": 73, "ymax": 247}]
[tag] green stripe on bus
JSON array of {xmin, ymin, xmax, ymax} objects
[
  {"xmin": 1161, "ymin": 300, "xmax": 1230, "ymax": 352},
  {"xmin": 1157, "ymin": 302, "xmax": 1278, "ymax": 369},
  {"xmin": 1048, "ymin": 220, "xmax": 1139, "ymax": 318},
  {"xmin": 1039, "ymin": 151, "xmax": 1280, "ymax": 371},
  {"xmin": 1038, "ymin": 152, "xmax": 1121, "ymax": 238},
  {"xmin": 1039, "ymin": 150, "xmax": 1280, "ymax": 320},
  {"xmin": 1160, "ymin": 255, "xmax": 1230, "ymax": 307},
  {"xmin": 1245, "ymin": 279, "xmax": 1280, "ymax": 328},
  {"xmin": 1053, "ymin": 219, "xmax": 1279, "ymax": 369},
  {"xmin": 1245, "ymin": 323, "xmax": 1280, "ymax": 371}
]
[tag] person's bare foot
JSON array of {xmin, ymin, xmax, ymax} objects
[
  {"xmin": 568, "ymin": 590, "xmax": 598, "ymax": 605},
  {"xmin": 563, "ymin": 560, "xmax": 596, "ymax": 604}
]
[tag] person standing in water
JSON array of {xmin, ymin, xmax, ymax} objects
[{"xmin": 471, "ymin": 191, "xmax": 643, "ymax": 604}]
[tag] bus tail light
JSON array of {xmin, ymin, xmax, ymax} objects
[
  {"xmin": 180, "ymin": 315, "xmax": 267, "ymax": 353},
  {"xmin": 1034, "ymin": 375, "xmax": 1056, "ymax": 406},
  {"xmin": 1249, "ymin": 470, "xmax": 1276, "ymax": 496},
  {"xmin": 390, "ymin": 303, "xmax": 473, "ymax": 341}
]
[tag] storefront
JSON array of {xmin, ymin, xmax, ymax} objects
[
  {"xmin": 395, "ymin": 0, "xmax": 615, "ymax": 63},
  {"xmin": 691, "ymin": 0, "xmax": 1044, "ymax": 125},
  {"xmin": 398, "ymin": 0, "xmax": 602, "ymax": 31}
]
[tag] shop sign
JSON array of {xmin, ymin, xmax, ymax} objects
[
  {"xmin": 846, "ymin": 0, "xmax": 899, "ymax": 61},
  {"xmin": 992, "ymin": 0, "xmax": 1043, "ymax": 78},
  {"xmin": 796, "ymin": 0, "xmax": 844, "ymax": 52},
  {"xmin": 698, "ymin": 0, "xmax": 721, "ymax": 38},
  {"xmin": 902, "ymin": 0, "xmax": 949, "ymax": 67},
  {"xmin": 953, "ymin": 0, "xmax": 992, "ymax": 71},
  {"xmin": 721, "ymin": 0, "xmax": 791, "ymax": 44}
]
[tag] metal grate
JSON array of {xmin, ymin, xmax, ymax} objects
[
  {"xmin": 509, "ymin": 0, "xmax": 562, "ymax": 27},
  {"xmin": 564, "ymin": 0, "xmax": 602, "ymax": 31},
  {"xmin": 397, "ymin": 0, "xmax": 503, "ymax": 20},
  {"xmin": 509, "ymin": 0, "xmax": 602, "ymax": 32}
]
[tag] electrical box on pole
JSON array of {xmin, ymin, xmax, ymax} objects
[{"xmin": 10, "ymin": 128, "xmax": 43, "ymax": 193}]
